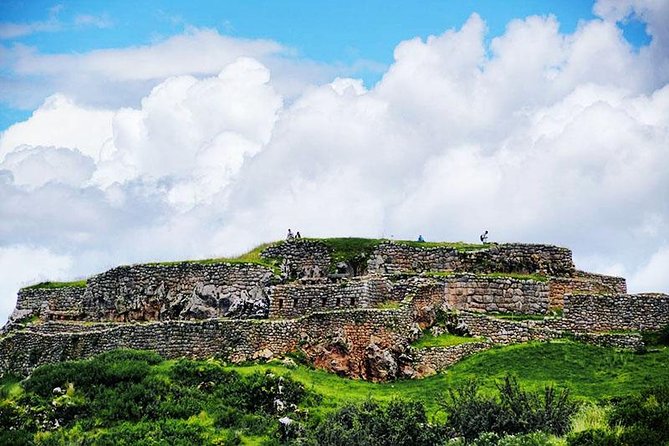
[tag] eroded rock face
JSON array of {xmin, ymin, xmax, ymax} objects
[{"xmin": 80, "ymin": 263, "xmax": 274, "ymax": 321}]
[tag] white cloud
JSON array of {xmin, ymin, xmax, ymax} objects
[
  {"xmin": 0, "ymin": 246, "xmax": 72, "ymax": 324},
  {"xmin": 629, "ymin": 246, "xmax": 669, "ymax": 292},
  {"xmin": 1, "ymin": 3, "xmax": 669, "ymax": 325},
  {"xmin": 73, "ymin": 14, "xmax": 113, "ymax": 29},
  {"xmin": 0, "ymin": 146, "xmax": 95, "ymax": 188},
  {"xmin": 0, "ymin": 94, "xmax": 113, "ymax": 161}
]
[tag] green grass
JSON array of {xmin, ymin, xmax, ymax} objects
[
  {"xmin": 411, "ymin": 332, "xmax": 484, "ymax": 349},
  {"xmin": 307, "ymin": 237, "xmax": 384, "ymax": 269},
  {"xmin": 395, "ymin": 240, "xmax": 488, "ymax": 252},
  {"xmin": 21, "ymin": 280, "xmax": 87, "ymax": 290},
  {"xmin": 425, "ymin": 271, "xmax": 548, "ymax": 282},
  {"xmin": 224, "ymin": 341, "xmax": 669, "ymax": 416},
  {"xmin": 3, "ymin": 342, "xmax": 669, "ymax": 443},
  {"xmin": 146, "ymin": 242, "xmax": 282, "ymax": 273},
  {"xmin": 483, "ymin": 272, "xmax": 549, "ymax": 282},
  {"xmin": 374, "ymin": 300, "xmax": 403, "ymax": 309},
  {"xmin": 489, "ymin": 313, "xmax": 550, "ymax": 321}
]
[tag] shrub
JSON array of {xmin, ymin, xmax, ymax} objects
[
  {"xmin": 310, "ymin": 399, "xmax": 448, "ymax": 446},
  {"xmin": 170, "ymin": 359, "xmax": 237, "ymax": 387},
  {"xmin": 235, "ymin": 371, "xmax": 306, "ymax": 414},
  {"xmin": 497, "ymin": 376, "xmax": 576, "ymax": 436},
  {"xmin": 442, "ymin": 380, "xmax": 510, "ymax": 440},
  {"xmin": 90, "ymin": 375, "xmax": 170, "ymax": 422},
  {"xmin": 442, "ymin": 376, "xmax": 578, "ymax": 440},
  {"xmin": 608, "ymin": 385, "xmax": 669, "ymax": 445},
  {"xmin": 0, "ymin": 429, "xmax": 33, "ymax": 446},
  {"xmin": 25, "ymin": 349, "xmax": 161, "ymax": 397},
  {"xmin": 567, "ymin": 428, "xmax": 620, "ymax": 446}
]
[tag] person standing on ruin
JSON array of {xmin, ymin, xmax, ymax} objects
[{"xmin": 287, "ymin": 229, "xmax": 294, "ymax": 240}]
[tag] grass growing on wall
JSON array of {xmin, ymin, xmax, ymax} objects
[
  {"xmin": 22, "ymin": 280, "xmax": 88, "ymax": 290},
  {"xmin": 395, "ymin": 240, "xmax": 488, "ymax": 252},
  {"xmin": 489, "ymin": 313, "xmax": 550, "ymax": 321},
  {"xmin": 146, "ymin": 242, "xmax": 283, "ymax": 272},
  {"xmin": 307, "ymin": 237, "xmax": 384, "ymax": 272},
  {"xmin": 411, "ymin": 332, "xmax": 484, "ymax": 349},
  {"xmin": 426, "ymin": 271, "xmax": 549, "ymax": 282}
]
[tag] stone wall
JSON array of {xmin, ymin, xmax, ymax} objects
[
  {"xmin": 411, "ymin": 342, "xmax": 492, "ymax": 377},
  {"xmin": 10, "ymin": 287, "xmax": 86, "ymax": 323},
  {"xmin": 445, "ymin": 274, "xmax": 549, "ymax": 315},
  {"xmin": 456, "ymin": 312, "xmax": 562, "ymax": 344},
  {"xmin": 570, "ymin": 332, "xmax": 644, "ymax": 350},
  {"xmin": 548, "ymin": 271, "xmax": 627, "ymax": 308},
  {"xmin": 268, "ymin": 276, "xmax": 390, "ymax": 318},
  {"xmin": 0, "ymin": 307, "xmax": 414, "ymax": 379},
  {"xmin": 561, "ymin": 293, "xmax": 669, "ymax": 331},
  {"xmin": 369, "ymin": 242, "xmax": 574, "ymax": 276},
  {"xmin": 261, "ymin": 240, "xmax": 331, "ymax": 279},
  {"xmin": 81, "ymin": 262, "xmax": 275, "ymax": 321}
]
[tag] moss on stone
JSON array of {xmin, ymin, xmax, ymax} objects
[{"xmin": 22, "ymin": 280, "xmax": 87, "ymax": 290}]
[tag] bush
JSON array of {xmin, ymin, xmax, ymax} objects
[
  {"xmin": 442, "ymin": 380, "xmax": 510, "ymax": 440},
  {"xmin": 170, "ymin": 359, "xmax": 237, "ymax": 387},
  {"xmin": 310, "ymin": 399, "xmax": 448, "ymax": 446},
  {"xmin": 497, "ymin": 376, "xmax": 576, "ymax": 436},
  {"xmin": 25, "ymin": 349, "xmax": 161, "ymax": 397},
  {"xmin": 567, "ymin": 428, "xmax": 620, "ymax": 446},
  {"xmin": 0, "ymin": 429, "xmax": 33, "ymax": 446},
  {"xmin": 230, "ymin": 371, "xmax": 306, "ymax": 414},
  {"xmin": 442, "ymin": 376, "xmax": 578, "ymax": 440},
  {"xmin": 609, "ymin": 385, "xmax": 669, "ymax": 439}
]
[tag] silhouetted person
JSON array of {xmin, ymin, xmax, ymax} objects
[
  {"xmin": 480, "ymin": 230, "xmax": 489, "ymax": 244},
  {"xmin": 295, "ymin": 231, "xmax": 301, "ymax": 239},
  {"xmin": 417, "ymin": 235, "xmax": 425, "ymax": 242}
]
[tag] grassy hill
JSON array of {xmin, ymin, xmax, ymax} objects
[{"xmin": 2, "ymin": 340, "xmax": 668, "ymax": 445}]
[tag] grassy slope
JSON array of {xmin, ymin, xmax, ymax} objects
[
  {"xmin": 224, "ymin": 341, "xmax": 669, "ymax": 417},
  {"xmin": 2, "ymin": 341, "xmax": 667, "ymax": 444}
]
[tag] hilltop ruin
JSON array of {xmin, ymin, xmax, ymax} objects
[{"xmin": 1, "ymin": 238, "xmax": 668, "ymax": 381}]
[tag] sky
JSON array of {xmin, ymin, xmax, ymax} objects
[{"xmin": 0, "ymin": 0, "xmax": 667, "ymax": 324}]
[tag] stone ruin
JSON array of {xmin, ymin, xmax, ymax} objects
[{"xmin": 1, "ymin": 238, "xmax": 668, "ymax": 381}]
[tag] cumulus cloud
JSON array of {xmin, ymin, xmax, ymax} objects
[
  {"xmin": 629, "ymin": 246, "xmax": 669, "ymax": 292},
  {"xmin": 0, "ymin": 0, "xmax": 668, "ymax": 324},
  {"xmin": 0, "ymin": 246, "xmax": 73, "ymax": 321},
  {"xmin": 0, "ymin": 146, "xmax": 95, "ymax": 188},
  {"xmin": 1, "ymin": 28, "xmax": 336, "ymax": 111}
]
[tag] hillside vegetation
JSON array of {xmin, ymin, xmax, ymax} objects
[{"xmin": 2, "ymin": 341, "xmax": 668, "ymax": 445}]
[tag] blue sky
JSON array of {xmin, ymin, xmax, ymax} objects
[{"xmin": 0, "ymin": 0, "xmax": 651, "ymax": 130}]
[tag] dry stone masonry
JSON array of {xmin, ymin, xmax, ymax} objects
[{"xmin": 1, "ymin": 238, "xmax": 666, "ymax": 381}]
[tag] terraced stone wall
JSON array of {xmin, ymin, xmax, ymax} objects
[
  {"xmin": 0, "ymin": 307, "xmax": 413, "ymax": 378},
  {"xmin": 268, "ymin": 276, "xmax": 391, "ymax": 318},
  {"xmin": 446, "ymin": 275, "xmax": 549, "ymax": 314},
  {"xmin": 369, "ymin": 242, "xmax": 575, "ymax": 276},
  {"xmin": 9, "ymin": 287, "xmax": 86, "ymax": 324},
  {"xmin": 561, "ymin": 293, "xmax": 669, "ymax": 331},
  {"xmin": 261, "ymin": 240, "xmax": 331, "ymax": 279},
  {"xmin": 548, "ymin": 271, "xmax": 627, "ymax": 308},
  {"xmin": 456, "ymin": 312, "xmax": 562, "ymax": 344}
]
